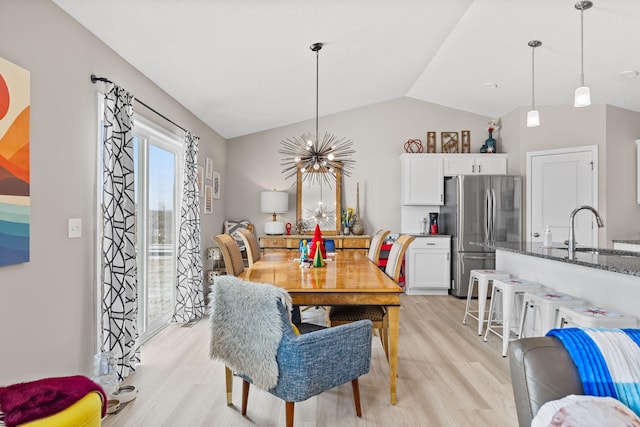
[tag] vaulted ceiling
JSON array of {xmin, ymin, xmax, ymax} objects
[{"xmin": 53, "ymin": 0, "xmax": 640, "ymax": 139}]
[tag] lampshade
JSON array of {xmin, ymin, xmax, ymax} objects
[
  {"xmin": 261, "ymin": 191, "xmax": 288, "ymax": 235},
  {"xmin": 574, "ymin": 86, "xmax": 591, "ymax": 107},
  {"xmin": 526, "ymin": 110, "xmax": 540, "ymax": 127}
]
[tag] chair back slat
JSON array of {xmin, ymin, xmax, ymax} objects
[
  {"xmin": 367, "ymin": 229, "xmax": 390, "ymax": 264},
  {"xmin": 213, "ymin": 233, "xmax": 245, "ymax": 276},
  {"xmin": 384, "ymin": 234, "xmax": 416, "ymax": 283},
  {"xmin": 238, "ymin": 228, "xmax": 261, "ymax": 266}
]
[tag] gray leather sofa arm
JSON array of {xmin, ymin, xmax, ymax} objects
[{"xmin": 508, "ymin": 337, "xmax": 584, "ymax": 427}]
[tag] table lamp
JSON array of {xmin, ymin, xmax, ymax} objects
[{"xmin": 261, "ymin": 190, "xmax": 289, "ymax": 235}]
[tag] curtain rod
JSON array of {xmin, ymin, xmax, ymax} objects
[{"xmin": 90, "ymin": 74, "xmax": 187, "ymax": 133}]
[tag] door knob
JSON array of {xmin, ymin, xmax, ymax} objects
[{"xmin": 533, "ymin": 232, "xmax": 540, "ymax": 237}]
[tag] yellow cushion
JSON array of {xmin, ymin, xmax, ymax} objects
[{"xmin": 21, "ymin": 392, "xmax": 103, "ymax": 427}]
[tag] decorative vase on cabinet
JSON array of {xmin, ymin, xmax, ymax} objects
[
  {"xmin": 351, "ymin": 214, "xmax": 364, "ymax": 235},
  {"xmin": 484, "ymin": 131, "xmax": 496, "ymax": 153},
  {"xmin": 350, "ymin": 182, "xmax": 365, "ymax": 235}
]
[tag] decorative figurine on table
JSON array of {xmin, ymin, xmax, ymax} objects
[
  {"xmin": 308, "ymin": 224, "xmax": 326, "ymax": 260},
  {"xmin": 312, "ymin": 241, "xmax": 325, "ymax": 267},
  {"xmin": 299, "ymin": 239, "xmax": 309, "ymax": 265}
]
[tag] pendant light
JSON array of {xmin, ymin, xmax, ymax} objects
[
  {"xmin": 527, "ymin": 40, "xmax": 542, "ymax": 127},
  {"xmin": 279, "ymin": 43, "xmax": 355, "ymax": 187},
  {"xmin": 574, "ymin": 1, "xmax": 593, "ymax": 107}
]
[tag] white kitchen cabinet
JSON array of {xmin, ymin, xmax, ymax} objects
[
  {"xmin": 443, "ymin": 154, "xmax": 507, "ymax": 176},
  {"xmin": 400, "ymin": 154, "xmax": 444, "ymax": 205},
  {"xmin": 405, "ymin": 236, "xmax": 451, "ymax": 295}
]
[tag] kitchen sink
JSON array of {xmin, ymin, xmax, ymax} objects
[{"xmin": 543, "ymin": 243, "xmax": 640, "ymax": 257}]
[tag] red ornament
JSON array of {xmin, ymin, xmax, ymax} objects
[{"xmin": 404, "ymin": 139, "xmax": 423, "ymax": 153}]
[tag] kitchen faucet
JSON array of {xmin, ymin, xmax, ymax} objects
[{"xmin": 567, "ymin": 205, "xmax": 604, "ymax": 258}]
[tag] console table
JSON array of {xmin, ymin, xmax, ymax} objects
[{"xmin": 259, "ymin": 234, "xmax": 371, "ymax": 250}]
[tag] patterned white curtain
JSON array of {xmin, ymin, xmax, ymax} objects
[
  {"xmin": 173, "ymin": 131, "xmax": 205, "ymax": 322},
  {"xmin": 101, "ymin": 83, "xmax": 139, "ymax": 379}
]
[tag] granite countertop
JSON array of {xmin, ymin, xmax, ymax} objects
[
  {"xmin": 488, "ymin": 241, "xmax": 640, "ymax": 277},
  {"xmin": 613, "ymin": 239, "xmax": 640, "ymax": 245},
  {"xmin": 406, "ymin": 233, "xmax": 451, "ymax": 238}
]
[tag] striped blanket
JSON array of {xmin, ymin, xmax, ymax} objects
[{"xmin": 547, "ymin": 327, "xmax": 640, "ymax": 416}]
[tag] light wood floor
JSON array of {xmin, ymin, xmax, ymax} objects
[{"xmin": 103, "ymin": 295, "xmax": 518, "ymax": 426}]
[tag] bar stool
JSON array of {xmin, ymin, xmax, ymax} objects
[
  {"xmin": 556, "ymin": 306, "xmax": 637, "ymax": 329},
  {"xmin": 517, "ymin": 291, "xmax": 586, "ymax": 338},
  {"xmin": 463, "ymin": 270, "xmax": 511, "ymax": 335},
  {"xmin": 484, "ymin": 278, "xmax": 542, "ymax": 357}
]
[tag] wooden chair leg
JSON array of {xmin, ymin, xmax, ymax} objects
[
  {"xmin": 379, "ymin": 327, "xmax": 389, "ymax": 361},
  {"xmin": 241, "ymin": 380, "xmax": 250, "ymax": 416},
  {"xmin": 286, "ymin": 401, "xmax": 295, "ymax": 427},
  {"xmin": 352, "ymin": 378, "xmax": 362, "ymax": 417},
  {"xmin": 225, "ymin": 366, "xmax": 233, "ymax": 405}
]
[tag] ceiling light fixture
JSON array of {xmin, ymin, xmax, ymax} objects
[
  {"xmin": 527, "ymin": 40, "xmax": 542, "ymax": 127},
  {"xmin": 279, "ymin": 43, "xmax": 355, "ymax": 187},
  {"xmin": 574, "ymin": 1, "xmax": 593, "ymax": 107},
  {"xmin": 620, "ymin": 70, "xmax": 639, "ymax": 79}
]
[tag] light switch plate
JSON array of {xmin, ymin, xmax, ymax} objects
[{"xmin": 68, "ymin": 218, "xmax": 82, "ymax": 238}]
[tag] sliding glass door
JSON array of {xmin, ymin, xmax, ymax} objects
[{"xmin": 134, "ymin": 120, "xmax": 183, "ymax": 341}]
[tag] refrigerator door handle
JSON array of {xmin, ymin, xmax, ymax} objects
[
  {"xmin": 484, "ymin": 189, "xmax": 490, "ymax": 244},
  {"xmin": 491, "ymin": 188, "xmax": 497, "ymax": 243}
]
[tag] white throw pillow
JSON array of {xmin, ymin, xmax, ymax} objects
[{"xmin": 532, "ymin": 394, "xmax": 640, "ymax": 427}]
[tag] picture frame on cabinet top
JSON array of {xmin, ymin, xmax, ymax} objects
[
  {"xmin": 461, "ymin": 130, "xmax": 471, "ymax": 153},
  {"xmin": 441, "ymin": 132, "xmax": 459, "ymax": 153},
  {"xmin": 426, "ymin": 132, "xmax": 436, "ymax": 153}
]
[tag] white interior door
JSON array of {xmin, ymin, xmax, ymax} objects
[{"xmin": 527, "ymin": 146, "xmax": 598, "ymax": 247}]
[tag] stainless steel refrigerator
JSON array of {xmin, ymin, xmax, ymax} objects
[{"xmin": 441, "ymin": 175, "xmax": 522, "ymax": 297}]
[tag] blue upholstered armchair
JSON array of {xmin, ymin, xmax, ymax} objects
[{"xmin": 209, "ymin": 276, "xmax": 372, "ymax": 427}]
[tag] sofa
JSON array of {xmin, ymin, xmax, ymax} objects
[{"xmin": 508, "ymin": 336, "xmax": 584, "ymax": 427}]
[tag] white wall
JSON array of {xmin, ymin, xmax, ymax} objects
[
  {"xmin": 502, "ymin": 104, "xmax": 640, "ymax": 246},
  {"xmin": 604, "ymin": 105, "xmax": 640, "ymax": 241},
  {"xmin": 0, "ymin": 0, "xmax": 225, "ymax": 385},
  {"xmin": 227, "ymin": 97, "xmax": 493, "ymax": 234}
]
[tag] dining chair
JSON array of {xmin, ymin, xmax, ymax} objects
[
  {"xmin": 367, "ymin": 229, "xmax": 390, "ymax": 265},
  {"xmin": 237, "ymin": 228, "xmax": 261, "ymax": 266},
  {"xmin": 209, "ymin": 276, "xmax": 372, "ymax": 427},
  {"xmin": 328, "ymin": 234, "xmax": 415, "ymax": 360},
  {"xmin": 212, "ymin": 233, "xmax": 245, "ymax": 277},
  {"xmin": 212, "ymin": 232, "xmax": 246, "ymax": 404}
]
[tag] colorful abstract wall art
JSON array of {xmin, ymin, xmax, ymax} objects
[{"xmin": 0, "ymin": 56, "xmax": 30, "ymax": 266}]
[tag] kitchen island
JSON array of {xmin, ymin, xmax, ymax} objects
[{"xmin": 491, "ymin": 242, "xmax": 640, "ymax": 319}]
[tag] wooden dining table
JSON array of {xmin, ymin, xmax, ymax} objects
[{"xmin": 238, "ymin": 249, "xmax": 403, "ymax": 404}]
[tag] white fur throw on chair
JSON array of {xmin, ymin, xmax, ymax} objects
[{"xmin": 208, "ymin": 275, "xmax": 292, "ymax": 390}]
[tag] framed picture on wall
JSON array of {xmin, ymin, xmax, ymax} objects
[
  {"xmin": 212, "ymin": 171, "xmax": 221, "ymax": 199},
  {"xmin": 197, "ymin": 166, "xmax": 204, "ymax": 195},
  {"xmin": 205, "ymin": 157, "xmax": 213, "ymax": 180},
  {"xmin": 204, "ymin": 184, "xmax": 213, "ymax": 214}
]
